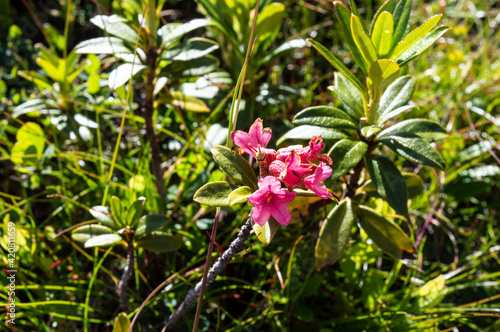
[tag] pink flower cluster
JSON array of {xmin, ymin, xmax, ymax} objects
[{"xmin": 231, "ymin": 119, "xmax": 334, "ymax": 227}]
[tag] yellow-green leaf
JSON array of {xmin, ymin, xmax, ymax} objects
[
  {"xmin": 391, "ymin": 15, "xmax": 442, "ymax": 60},
  {"xmin": 371, "ymin": 11, "xmax": 394, "ymax": 57},
  {"xmin": 368, "ymin": 60, "xmax": 400, "ymax": 94},
  {"xmin": 350, "ymin": 15, "xmax": 378, "ymax": 69},
  {"xmin": 113, "ymin": 312, "xmax": 131, "ymax": 332},
  {"xmin": 193, "ymin": 181, "xmax": 233, "ymax": 207},
  {"xmin": 157, "ymin": 91, "xmax": 209, "ymax": 113},
  {"xmin": 253, "ymin": 218, "xmax": 279, "ymax": 246},
  {"xmin": 228, "ymin": 186, "xmax": 253, "ymax": 207}
]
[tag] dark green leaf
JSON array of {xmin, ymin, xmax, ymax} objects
[
  {"xmin": 334, "ymin": 2, "xmax": 367, "ymax": 70},
  {"xmin": 125, "ymin": 197, "xmax": 145, "ymax": 228},
  {"xmin": 391, "ymin": 0, "xmax": 412, "ymax": 48},
  {"xmin": 277, "ymin": 126, "xmax": 348, "ymax": 146},
  {"xmin": 111, "ymin": 196, "xmax": 125, "ymax": 227},
  {"xmin": 71, "ymin": 224, "xmax": 115, "ymax": 244},
  {"xmin": 162, "ymin": 55, "xmax": 219, "ymax": 78},
  {"xmin": 379, "ymin": 132, "xmax": 446, "ymax": 169},
  {"xmin": 356, "ymin": 205, "xmax": 414, "ymax": 259},
  {"xmin": 293, "ymin": 106, "xmax": 357, "ymax": 130},
  {"xmin": 365, "ymin": 154, "xmax": 408, "ymax": 215},
  {"xmin": 377, "ymin": 75, "xmax": 416, "ymax": 119},
  {"xmin": 379, "ymin": 119, "xmax": 447, "ymax": 141},
  {"xmin": 211, "ymin": 146, "xmax": 258, "ymax": 189},
  {"xmin": 328, "ymin": 139, "xmax": 368, "ymax": 179},
  {"xmin": 378, "ymin": 105, "xmax": 418, "ymax": 125},
  {"xmin": 360, "ymin": 125, "xmax": 382, "ymax": 140},
  {"xmin": 363, "ymin": 172, "xmax": 424, "ymax": 199},
  {"xmin": 135, "ymin": 214, "xmax": 170, "ymax": 236},
  {"xmin": 84, "ymin": 234, "xmax": 123, "ymax": 248},
  {"xmin": 161, "ymin": 38, "xmax": 218, "ymax": 61},
  {"xmin": 328, "ymin": 72, "xmax": 365, "ymax": 120},
  {"xmin": 89, "ymin": 206, "xmax": 117, "ymax": 230},
  {"xmin": 193, "ymin": 181, "xmax": 234, "ymax": 207},
  {"xmin": 135, "ymin": 232, "xmax": 182, "ymax": 252},
  {"xmin": 228, "ymin": 186, "xmax": 253, "ymax": 207},
  {"xmin": 315, "ymin": 199, "xmax": 354, "ymax": 269}
]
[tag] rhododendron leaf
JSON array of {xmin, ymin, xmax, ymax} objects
[
  {"xmin": 194, "ymin": 181, "xmax": 234, "ymax": 207},
  {"xmin": 84, "ymin": 234, "xmax": 123, "ymax": 248},
  {"xmin": 371, "ymin": 11, "xmax": 394, "ymax": 57},
  {"xmin": 135, "ymin": 214, "xmax": 170, "ymax": 236},
  {"xmin": 135, "ymin": 232, "xmax": 182, "ymax": 252},
  {"xmin": 377, "ymin": 75, "xmax": 416, "ymax": 120},
  {"xmin": 351, "ymin": 15, "xmax": 378, "ymax": 69},
  {"xmin": 111, "ymin": 196, "xmax": 125, "ymax": 227},
  {"xmin": 365, "ymin": 154, "xmax": 408, "ymax": 215},
  {"xmin": 379, "ymin": 119, "xmax": 447, "ymax": 141},
  {"xmin": 293, "ymin": 106, "xmax": 357, "ymax": 130},
  {"xmin": 368, "ymin": 60, "xmax": 400, "ymax": 96},
  {"xmin": 315, "ymin": 199, "xmax": 354, "ymax": 269},
  {"xmin": 89, "ymin": 206, "xmax": 118, "ymax": 230},
  {"xmin": 328, "ymin": 139, "xmax": 368, "ymax": 179},
  {"xmin": 334, "ymin": 2, "xmax": 367, "ymax": 70},
  {"xmin": 125, "ymin": 197, "xmax": 145, "ymax": 227},
  {"xmin": 253, "ymin": 217, "xmax": 279, "ymax": 246},
  {"xmin": 277, "ymin": 126, "xmax": 347, "ymax": 146},
  {"xmin": 362, "ymin": 172, "xmax": 424, "ymax": 199},
  {"xmin": 228, "ymin": 186, "xmax": 252, "ymax": 207},
  {"xmin": 211, "ymin": 146, "xmax": 258, "ymax": 189},
  {"xmin": 113, "ymin": 312, "xmax": 130, "ymax": 332},
  {"xmin": 360, "ymin": 125, "xmax": 382, "ymax": 140},
  {"xmin": 391, "ymin": 0, "xmax": 412, "ymax": 48},
  {"xmin": 356, "ymin": 205, "xmax": 414, "ymax": 259},
  {"xmin": 157, "ymin": 91, "xmax": 209, "ymax": 112},
  {"xmin": 71, "ymin": 224, "xmax": 115, "ymax": 244}
]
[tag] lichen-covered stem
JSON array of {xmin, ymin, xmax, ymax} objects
[
  {"xmin": 165, "ymin": 218, "xmax": 253, "ymax": 330},
  {"xmin": 118, "ymin": 241, "xmax": 135, "ymax": 311}
]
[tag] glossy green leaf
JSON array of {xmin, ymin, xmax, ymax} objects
[
  {"xmin": 391, "ymin": 0, "xmax": 412, "ymax": 48},
  {"xmin": 89, "ymin": 206, "xmax": 117, "ymax": 230},
  {"xmin": 315, "ymin": 199, "xmax": 354, "ymax": 269},
  {"xmin": 293, "ymin": 106, "xmax": 357, "ymax": 130},
  {"xmin": 377, "ymin": 75, "xmax": 416, "ymax": 119},
  {"xmin": 379, "ymin": 119, "xmax": 447, "ymax": 141},
  {"xmin": 253, "ymin": 218, "xmax": 279, "ymax": 246},
  {"xmin": 277, "ymin": 126, "xmax": 348, "ymax": 146},
  {"xmin": 135, "ymin": 214, "xmax": 170, "ymax": 237},
  {"xmin": 368, "ymin": 60, "xmax": 400, "ymax": 94},
  {"xmin": 371, "ymin": 11, "xmax": 394, "ymax": 57},
  {"xmin": 91, "ymin": 15, "xmax": 139, "ymax": 44},
  {"xmin": 391, "ymin": 15, "xmax": 442, "ymax": 59},
  {"xmin": 159, "ymin": 18, "xmax": 210, "ymax": 48},
  {"xmin": 161, "ymin": 38, "xmax": 219, "ymax": 61},
  {"xmin": 328, "ymin": 139, "xmax": 368, "ymax": 179},
  {"xmin": 307, "ymin": 38, "xmax": 365, "ymax": 95},
  {"xmin": 379, "ymin": 132, "xmax": 446, "ymax": 169},
  {"xmin": 356, "ymin": 205, "xmax": 414, "ymax": 259},
  {"xmin": 328, "ymin": 72, "xmax": 365, "ymax": 120},
  {"xmin": 334, "ymin": 2, "xmax": 367, "ymax": 70},
  {"xmin": 193, "ymin": 181, "xmax": 233, "ymax": 207},
  {"xmin": 363, "ymin": 172, "xmax": 424, "ymax": 199},
  {"xmin": 75, "ymin": 37, "xmax": 133, "ymax": 55},
  {"xmin": 84, "ymin": 233, "xmax": 123, "ymax": 248},
  {"xmin": 162, "ymin": 55, "xmax": 219, "ymax": 78},
  {"xmin": 378, "ymin": 105, "xmax": 418, "ymax": 125},
  {"xmin": 351, "ymin": 15, "xmax": 378, "ymax": 69},
  {"xmin": 369, "ymin": 0, "xmax": 394, "ymax": 35},
  {"xmin": 211, "ymin": 146, "xmax": 258, "ymax": 189},
  {"xmin": 135, "ymin": 232, "xmax": 182, "ymax": 252},
  {"xmin": 71, "ymin": 224, "xmax": 115, "ymax": 244},
  {"xmin": 253, "ymin": 3, "xmax": 285, "ymax": 53},
  {"xmin": 228, "ymin": 186, "xmax": 253, "ymax": 207},
  {"xmin": 365, "ymin": 154, "xmax": 408, "ymax": 215},
  {"xmin": 108, "ymin": 63, "xmax": 148, "ymax": 89},
  {"xmin": 111, "ymin": 196, "xmax": 125, "ymax": 228},
  {"xmin": 393, "ymin": 26, "xmax": 449, "ymax": 66},
  {"xmin": 113, "ymin": 312, "xmax": 131, "ymax": 332},
  {"xmin": 360, "ymin": 125, "xmax": 382, "ymax": 140},
  {"xmin": 125, "ymin": 197, "xmax": 145, "ymax": 228},
  {"xmin": 156, "ymin": 91, "xmax": 209, "ymax": 112}
]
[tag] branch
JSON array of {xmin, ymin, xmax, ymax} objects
[
  {"xmin": 164, "ymin": 218, "xmax": 253, "ymax": 330},
  {"xmin": 118, "ymin": 241, "xmax": 135, "ymax": 311}
]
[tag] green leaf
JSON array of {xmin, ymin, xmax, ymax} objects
[
  {"xmin": 125, "ymin": 197, "xmax": 145, "ymax": 228},
  {"xmin": 162, "ymin": 55, "xmax": 219, "ymax": 78},
  {"xmin": 36, "ymin": 58, "xmax": 63, "ymax": 83},
  {"xmin": 11, "ymin": 122, "xmax": 45, "ymax": 164},
  {"xmin": 328, "ymin": 72, "xmax": 365, "ymax": 120},
  {"xmin": 363, "ymin": 172, "xmax": 424, "ymax": 199},
  {"xmin": 365, "ymin": 154, "xmax": 408, "ymax": 215},
  {"xmin": 371, "ymin": 11, "xmax": 394, "ymax": 57},
  {"xmin": 108, "ymin": 63, "xmax": 148, "ymax": 89},
  {"xmin": 369, "ymin": 0, "xmax": 395, "ymax": 35},
  {"xmin": 12, "ymin": 99, "xmax": 60, "ymax": 118},
  {"xmin": 379, "ymin": 119, "xmax": 447, "ymax": 141},
  {"xmin": 350, "ymin": 15, "xmax": 378, "ymax": 69},
  {"xmin": 293, "ymin": 106, "xmax": 357, "ymax": 130},
  {"xmin": 158, "ymin": 18, "xmax": 210, "ymax": 48},
  {"xmin": 253, "ymin": 3, "xmax": 285, "ymax": 54},
  {"xmin": 413, "ymin": 274, "xmax": 447, "ymax": 309},
  {"xmin": 111, "ymin": 196, "xmax": 125, "ymax": 228},
  {"xmin": 162, "ymin": 38, "xmax": 219, "ymax": 61},
  {"xmin": 211, "ymin": 146, "xmax": 258, "ymax": 189},
  {"xmin": 315, "ymin": 199, "xmax": 354, "ymax": 269},
  {"xmin": 257, "ymin": 38, "xmax": 307, "ymax": 67},
  {"xmin": 307, "ymin": 38, "xmax": 365, "ymax": 96},
  {"xmin": 356, "ymin": 205, "xmax": 414, "ymax": 259},
  {"xmin": 391, "ymin": 0, "xmax": 412, "ymax": 48},
  {"xmin": 328, "ymin": 139, "xmax": 368, "ymax": 179},
  {"xmin": 135, "ymin": 232, "xmax": 182, "ymax": 252},
  {"xmin": 193, "ymin": 181, "xmax": 233, "ymax": 207},
  {"xmin": 71, "ymin": 224, "xmax": 115, "ymax": 244},
  {"xmin": 91, "ymin": 15, "xmax": 139, "ymax": 44},
  {"xmin": 334, "ymin": 2, "xmax": 367, "ymax": 70},
  {"xmin": 390, "ymin": 15, "xmax": 442, "ymax": 59},
  {"xmin": 392, "ymin": 26, "xmax": 449, "ymax": 66},
  {"xmin": 89, "ymin": 206, "xmax": 117, "ymax": 230},
  {"xmin": 360, "ymin": 125, "xmax": 382, "ymax": 140},
  {"xmin": 113, "ymin": 312, "xmax": 131, "ymax": 332},
  {"xmin": 157, "ymin": 91, "xmax": 209, "ymax": 112},
  {"xmin": 378, "ymin": 105, "xmax": 418, "ymax": 125},
  {"xmin": 253, "ymin": 218, "xmax": 279, "ymax": 246},
  {"xmin": 228, "ymin": 186, "xmax": 253, "ymax": 207},
  {"xmin": 75, "ymin": 37, "xmax": 133, "ymax": 55},
  {"xmin": 17, "ymin": 70, "xmax": 55, "ymax": 92},
  {"xmin": 135, "ymin": 214, "xmax": 170, "ymax": 237},
  {"xmin": 277, "ymin": 126, "xmax": 348, "ymax": 146},
  {"xmin": 84, "ymin": 234, "xmax": 123, "ymax": 248},
  {"xmin": 379, "ymin": 132, "xmax": 446, "ymax": 169},
  {"xmin": 368, "ymin": 60, "xmax": 400, "ymax": 95},
  {"xmin": 377, "ymin": 75, "xmax": 416, "ymax": 119}
]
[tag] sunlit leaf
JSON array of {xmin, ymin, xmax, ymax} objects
[
  {"xmin": 193, "ymin": 181, "xmax": 233, "ymax": 207},
  {"xmin": 371, "ymin": 11, "xmax": 394, "ymax": 57},
  {"xmin": 84, "ymin": 234, "xmax": 123, "ymax": 248},
  {"xmin": 71, "ymin": 224, "xmax": 115, "ymax": 244},
  {"xmin": 293, "ymin": 106, "xmax": 357, "ymax": 130},
  {"xmin": 328, "ymin": 139, "xmax": 368, "ymax": 179},
  {"xmin": 379, "ymin": 119, "xmax": 447, "ymax": 141},
  {"xmin": 253, "ymin": 218, "xmax": 279, "ymax": 246},
  {"xmin": 228, "ymin": 186, "xmax": 253, "ymax": 207},
  {"xmin": 211, "ymin": 146, "xmax": 258, "ymax": 189},
  {"xmin": 350, "ymin": 15, "xmax": 378, "ymax": 69},
  {"xmin": 277, "ymin": 126, "xmax": 348, "ymax": 146}
]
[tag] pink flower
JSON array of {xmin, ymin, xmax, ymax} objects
[
  {"xmin": 270, "ymin": 152, "xmax": 312, "ymax": 189},
  {"xmin": 248, "ymin": 176, "xmax": 296, "ymax": 226},
  {"xmin": 231, "ymin": 118, "xmax": 272, "ymax": 158},
  {"xmin": 304, "ymin": 163, "xmax": 333, "ymax": 199}
]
